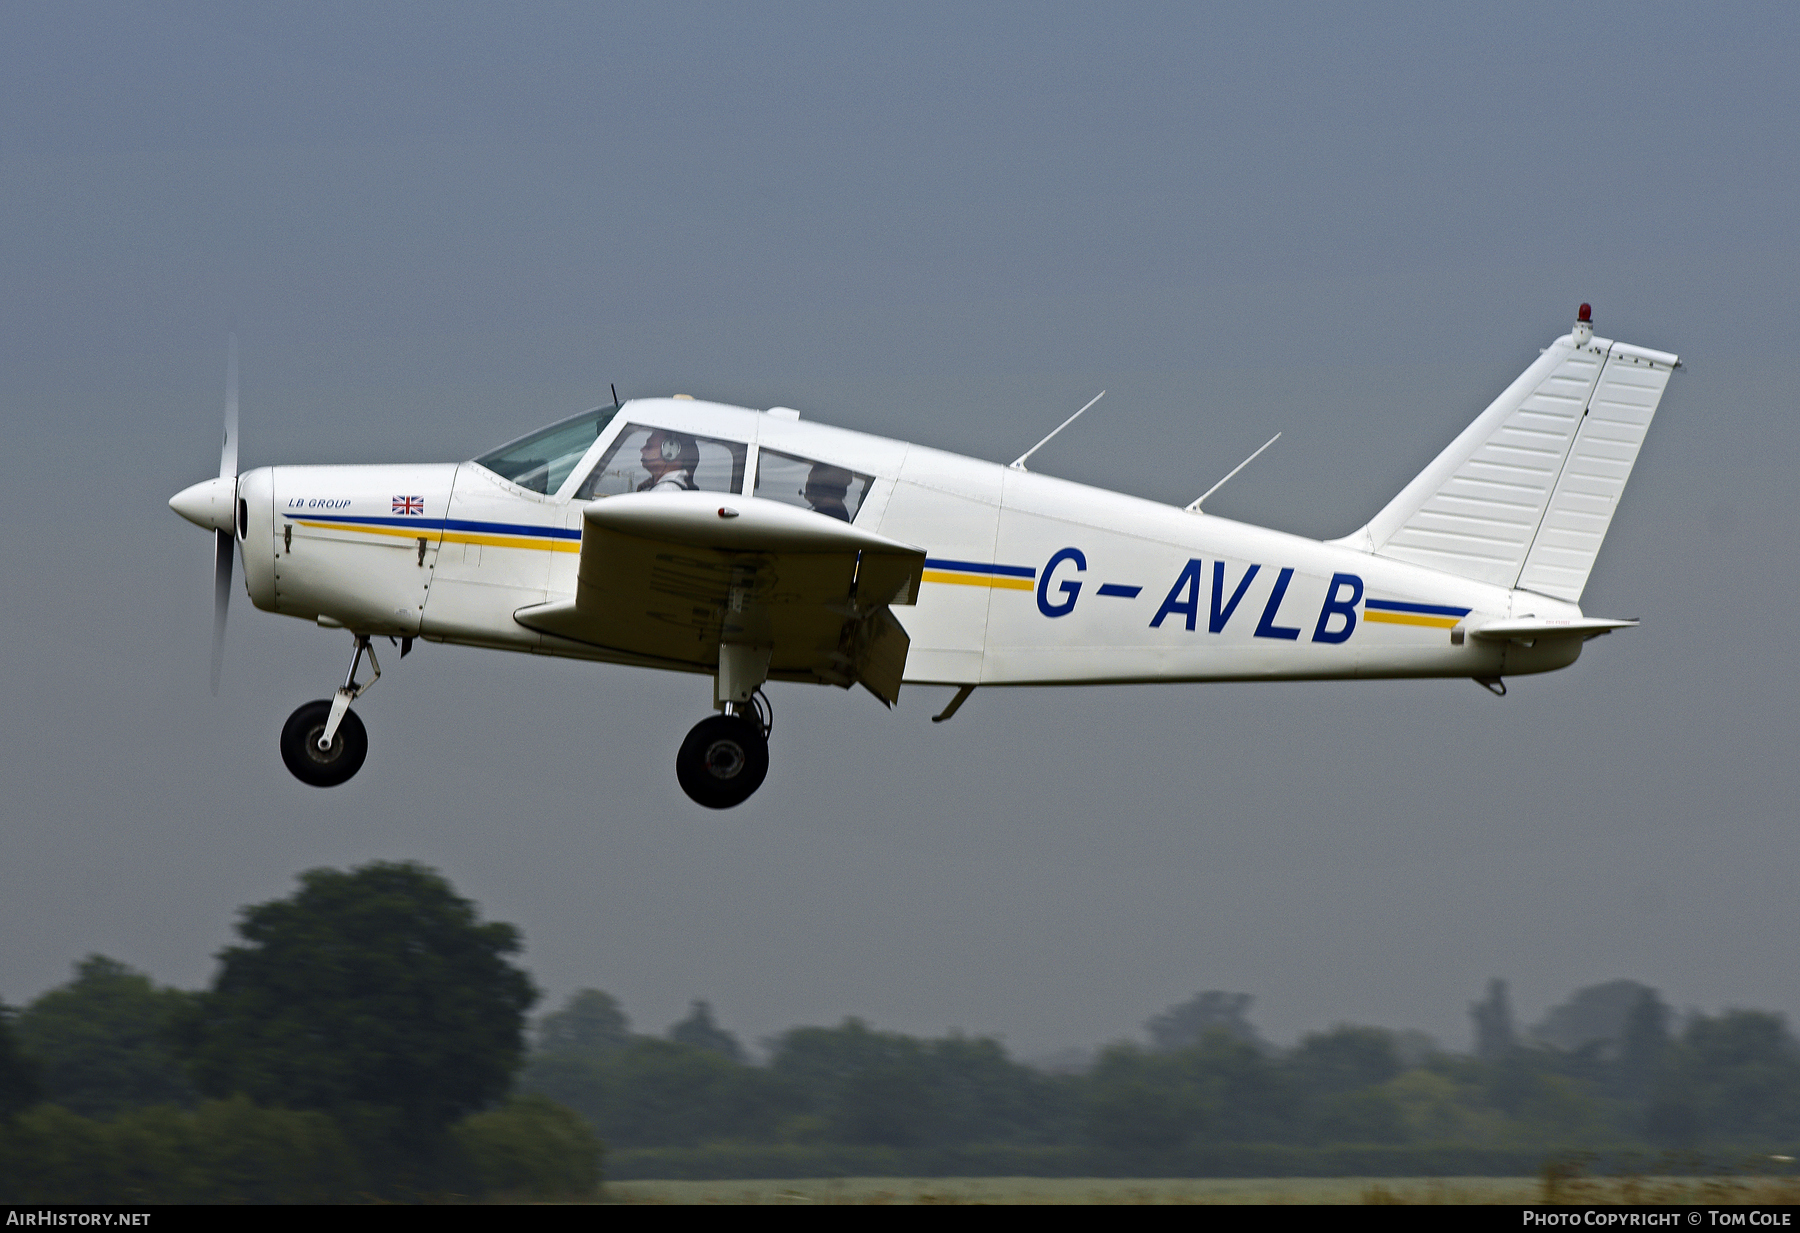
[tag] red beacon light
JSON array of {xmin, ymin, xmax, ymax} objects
[{"xmin": 1571, "ymin": 302, "xmax": 1595, "ymax": 347}]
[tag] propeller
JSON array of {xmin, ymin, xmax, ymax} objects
[
  {"xmin": 169, "ymin": 337, "xmax": 248, "ymax": 691},
  {"xmin": 209, "ymin": 336, "xmax": 239, "ymax": 693}
]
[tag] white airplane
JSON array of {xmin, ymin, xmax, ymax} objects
[{"xmin": 170, "ymin": 306, "xmax": 1676, "ymax": 808}]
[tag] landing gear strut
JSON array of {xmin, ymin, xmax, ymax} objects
[{"xmin": 280, "ymin": 635, "xmax": 380, "ymax": 787}]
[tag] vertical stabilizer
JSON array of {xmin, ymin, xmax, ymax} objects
[{"xmin": 1333, "ymin": 308, "xmax": 1677, "ymax": 602}]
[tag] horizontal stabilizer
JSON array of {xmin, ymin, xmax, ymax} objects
[
  {"xmin": 1470, "ymin": 616, "xmax": 1636, "ymax": 642},
  {"xmin": 1335, "ymin": 317, "xmax": 1677, "ymax": 603}
]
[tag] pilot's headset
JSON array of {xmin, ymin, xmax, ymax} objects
[{"xmin": 647, "ymin": 430, "xmax": 700, "ymax": 479}]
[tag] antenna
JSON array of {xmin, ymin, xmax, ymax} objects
[
  {"xmin": 1009, "ymin": 391, "xmax": 1105, "ymax": 471},
  {"xmin": 610, "ymin": 383, "xmax": 620, "ymax": 407},
  {"xmin": 1185, "ymin": 432, "xmax": 1281, "ymax": 513}
]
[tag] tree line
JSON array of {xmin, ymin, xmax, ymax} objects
[
  {"xmin": 3, "ymin": 861, "xmax": 1798, "ymax": 1200},
  {"xmin": 517, "ymin": 981, "xmax": 1800, "ymax": 1158}
]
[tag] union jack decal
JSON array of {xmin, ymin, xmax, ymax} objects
[{"xmin": 392, "ymin": 495, "xmax": 424, "ymax": 516}]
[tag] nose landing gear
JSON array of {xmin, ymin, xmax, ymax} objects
[{"xmin": 279, "ymin": 634, "xmax": 382, "ymax": 787}]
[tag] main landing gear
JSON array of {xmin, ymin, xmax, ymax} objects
[
  {"xmin": 676, "ymin": 644, "xmax": 773, "ymax": 809},
  {"xmin": 280, "ymin": 634, "xmax": 398, "ymax": 788}
]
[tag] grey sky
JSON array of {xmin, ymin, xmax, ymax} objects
[{"xmin": 3, "ymin": 3, "xmax": 1796, "ymax": 1055}]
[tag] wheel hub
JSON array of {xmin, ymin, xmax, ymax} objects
[
  {"xmin": 305, "ymin": 726, "xmax": 344, "ymax": 764},
  {"xmin": 703, "ymin": 739, "xmax": 746, "ymax": 779}
]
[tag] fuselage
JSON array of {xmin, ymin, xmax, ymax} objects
[{"xmin": 230, "ymin": 398, "xmax": 1586, "ymax": 689}]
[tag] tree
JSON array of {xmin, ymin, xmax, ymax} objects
[
  {"xmin": 1288, "ymin": 1026, "xmax": 1403, "ymax": 1096},
  {"xmin": 1470, "ymin": 979, "xmax": 1516, "ymax": 1061},
  {"xmin": 667, "ymin": 1000, "xmax": 746, "ymax": 1063},
  {"xmin": 15, "ymin": 956, "xmax": 196, "ymax": 1118},
  {"xmin": 1086, "ymin": 1032, "xmax": 1295, "ymax": 1150},
  {"xmin": 0, "ymin": 1002, "xmax": 43, "ymax": 1120},
  {"xmin": 1671, "ymin": 1010, "xmax": 1800, "ymax": 1143},
  {"xmin": 1531, "ymin": 980, "xmax": 1658, "ymax": 1055},
  {"xmin": 927, "ymin": 1034, "xmax": 1079, "ymax": 1146},
  {"xmin": 1614, "ymin": 988, "xmax": 1671, "ymax": 1102},
  {"xmin": 1145, "ymin": 991, "xmax": 1264, "ymax": 1052},
  {"xmin": 176, "ymin": 862, "xmax": 536, "ymax": 1148},
  {"xmin": 607, "ymin": 1038, "xmax": 794, "ymax": 1146},
  {"xmin": 768, "ymin": 1019, "xmax": 941, "ymax": 1147},
  {"xmin": 536, "ymin": 989, "xmax": 631, "ymax": 1061},
  {"xmin": 1085, "ymin": 1043, "xmax": 1193, "ymax": 1150},
  {"xmin": 452, "ymin": 1093, "xmax": 602, "ymax": 1199}
]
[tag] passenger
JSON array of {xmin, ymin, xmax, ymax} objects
[
  {"xmin": 638, "ymin": 430, "xmax": 700, "ymax": 492},
  {"xmin": 802, "ymin": 463, "xmax": 853, "ymax": 521}
]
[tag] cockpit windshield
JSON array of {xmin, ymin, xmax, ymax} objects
[{"xmin": 473, "ymin": 406, "xmax": 620, "ymax": 494}]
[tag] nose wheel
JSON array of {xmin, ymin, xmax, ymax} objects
[
  {"xmin": 281, "ymin": 699, "xmax": 368, "ymax": 787},
  {"xmin": 279, "ymin": 633, "xmax": 385, "ymax": 787},
  {"xmin": 676, "ymin": 710, "xmax": 769, "ymax": 809}
]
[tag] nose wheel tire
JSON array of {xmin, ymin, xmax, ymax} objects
[
  {"xmin": 676, "ymin": 714, "xmax": 769, "ymax": 809},
  {"xmin": 280, "ymin": 699, "xmax": 369, "ymax": 787}
]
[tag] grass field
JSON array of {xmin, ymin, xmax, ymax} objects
[{"xmin": 602, "ymin": 1174, "xmax": 1800, "ymax": 1205}]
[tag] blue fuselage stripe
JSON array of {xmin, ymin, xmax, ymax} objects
[
  {"xmin": 282, "ymin": 513, "xmax": 581, "ymax": 540},
  {"xmin": 1364, "ymin": 598, "xmax": 1472, "ymax": 617},
  {"xmin": 923, "ymin": 558, "xmax": 1036, "ymax": 578}
]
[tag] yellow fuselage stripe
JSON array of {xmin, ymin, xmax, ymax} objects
[
  {"xmin": 921, "ymin": 570, "xmax": 1035, "ymax": 591},
  {"xmin": 1363, "ymin": 610, "xmax": 1460, "ymax": 629},
  {"xmin": 293, "ymin": 521, "xmax": 580, "ymax": 553},
  {"xmin": 442, "ymin": 531, "xmax": 579, "ymax": 553}
]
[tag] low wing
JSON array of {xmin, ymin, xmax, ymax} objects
[{"xmin": 513, "ymin": 492, "xmax": 925, "ymax": 703}]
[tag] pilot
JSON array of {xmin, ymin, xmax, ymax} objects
[
  {"xmin": 638, "ymin": 430, "xmax": 701, "ymax": 492},
  {"xmin": 802, "ymin": 463, "xmax": 853, "ymax": 521}
]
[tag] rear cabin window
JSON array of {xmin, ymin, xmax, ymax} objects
[
  {"xmin": 753, "ymin": 449, "xmax": 873, "ymax": 523},
  {"xmin": 475, "ymin": 407, "xmax": 618, "ymax": 495},
  {"xmin": 574, "ymin": 424, "xmax": 748, "ymax": 499}
]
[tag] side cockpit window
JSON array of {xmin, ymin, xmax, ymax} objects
[
  {"xmin": 475, "ymin": 406, "xmax": 618, "ymax": 495},
  {"xmin": 753, "ymin": 449, "xmax": 872, "ymax": 523},
  {"xmin": 575, "ymin": 424, "xmax": 748, "ymax": 499}
]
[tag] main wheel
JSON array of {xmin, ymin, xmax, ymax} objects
[
  {"xmin": 676, "ymin": 714, "xmax": 769, "ymax": 809},
  {"xmin": 280, "ymin": 699, "xmax": 368, "ymax": 787}
]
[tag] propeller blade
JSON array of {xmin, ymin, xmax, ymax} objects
[
  {"xmin": 211, "ymin": 528, "xmax": 233, "ymax": 694},
  {"xmin": 211, "ymin": 336, "xmax": 239, "ymax": 694},
  {"xmin": 220, "ymin": 333, "xmax": 239, "ymax": 480}
]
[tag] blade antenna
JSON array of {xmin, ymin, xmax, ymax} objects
[
  {"xmin": 1185, "ymin": 432, "xmax": 1280, "ymax": 513},
  {"xmin": 1009, "ymin": 391, "xmax": 1105, "ymax": 472}
]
